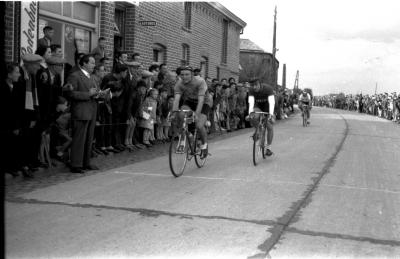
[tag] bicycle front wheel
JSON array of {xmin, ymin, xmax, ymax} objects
[
  {"xmin": 194, "ymin": 131, "xmax": 207, "ymax": 168},
  {"xmin": 303, "ymin": 111, "xmax": 307, "ymax": 127},
  {"xmin": 169, "ymin": 132, "xmax": 188, "ymax": 177},
  {"xmin": 252, "ymin": 126, "xmax": 262, "ymax": 166}
]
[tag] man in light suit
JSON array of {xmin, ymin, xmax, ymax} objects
[{"xmin": 67, "ymin": 54, "xmax": 99, "ymax": 173}]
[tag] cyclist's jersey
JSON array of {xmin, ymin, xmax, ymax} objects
[
  {"xmin": 248, "ymin": 85, "xmax": 274, "ymax": 112},
  {"xmin": 174, "ymin": 76, "xmax": 212, "ymax": 107},
  {"xmin": 299, "ymin": 93, "xmax": 311, "ymax": 104}
]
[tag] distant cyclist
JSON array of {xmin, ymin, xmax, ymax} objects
[
  {"xmin": 248, "ymin": 79, "xmax": 275, "ymax": 156},
  {"xmin": 298, "ymin": 90, "xmax": 311, "ymax": 124},
  {"xmin": 171, "ymin": 66, "xmax": 212, "ymax": 159}
]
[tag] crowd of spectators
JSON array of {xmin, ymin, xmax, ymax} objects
[
  {"xmin": 313, "ymin": 92, "xmax": 400, "ymax": 123},
  {"xmin": 2, "ymin": 26, "xmax": 296, "ymax": 178}
]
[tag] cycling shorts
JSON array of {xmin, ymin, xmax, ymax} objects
[{"xmin": 182, "ymin": 99, "xmax": 210, "ymax": 115}]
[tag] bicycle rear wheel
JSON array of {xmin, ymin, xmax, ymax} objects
[
  {"xmin": 194, "ymin": 131, "xmax": 207, "ymax": 168},
  {"xmin": 169, "ymin": 132, "xmax": 188, "ymax": 177},
  {"xmin": 252, "ymin": 126, "xmax": 262, "ymax": 166}
]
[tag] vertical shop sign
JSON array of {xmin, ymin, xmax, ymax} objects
[{"xmin": 20, "ymin": 1, "xmax": 38, "ymax": 56}]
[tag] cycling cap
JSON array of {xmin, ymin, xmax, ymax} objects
[{"xmin": 180, "ymin": 65, "xmax": 193, "ymax": 72}]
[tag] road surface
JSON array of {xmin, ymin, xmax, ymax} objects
[{"xmin": 6, "ymin": 107, "xmax": 400, "ymax": 258}]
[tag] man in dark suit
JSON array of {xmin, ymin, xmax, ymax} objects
[{"xmin": 66, "ymin": 54, "xmax": 99, "ymax": 173}]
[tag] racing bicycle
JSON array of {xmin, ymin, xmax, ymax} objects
[{"xmin": 168, "ymin": 110, "xmax": 207, "ymax": 177}]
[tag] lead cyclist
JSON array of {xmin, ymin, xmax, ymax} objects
[{"xmin": 171, "ymin": 66, "xmax": 212, "ymax": 159}]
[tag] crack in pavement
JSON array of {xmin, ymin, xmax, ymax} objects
[
  {"xmin": 248, "ymin": 111, "xmax": 350, "ymax": 259},
  {"xmin": 6, "ymin": 196, "xmax": 400, "ymax": 249},
  {"xmin": 5, "ymin": 197, "xmax": 277, "ymax": 226}
]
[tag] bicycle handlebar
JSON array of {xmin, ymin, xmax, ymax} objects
[{"xmin": 252, "ymin": 111, "xmax": 270, "ymax": 115}]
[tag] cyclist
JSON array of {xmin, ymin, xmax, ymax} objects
[
  {"xmin": 298, "ymin": 90, "xmax": 311, "ymax": 124},
  {"xmin": 171, "ymin": 66, "xmax": 212, "ymax": 159},
  {"xmin": 248, "ymin": 79, "xmax": 275, "ymax": 156}
]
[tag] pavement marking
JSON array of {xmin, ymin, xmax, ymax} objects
[
  {"xmin": 319, "ymin": 183, "xmax": 400, "ymax": 195},
  {"xmin": 112, "ymin": 171, "xmax": 400, "ymax": 194}
]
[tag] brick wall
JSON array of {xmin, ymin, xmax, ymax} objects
[
  {"xmin": 4, "ymin": 2, "xmax": 15, "ymax": 62},
  {"xmin": 132, "ymin": 2, "xmax": 243, "ymax": 80},
  {"xmin": 99, "ymin": 1, "xmax": 115, "ymax": 71},
  {"xmin": 125, "ymin": 5, "xmax": 136, "ymax": 55}
]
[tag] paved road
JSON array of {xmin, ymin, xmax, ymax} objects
[{"xmin": 6, "ymin": 107, "xmax": 400, "ymax": 258}]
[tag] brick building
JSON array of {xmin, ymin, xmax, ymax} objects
[
  {"xmin": 239, "ymin": 38, "xmax": 279, "ymax": 86},
  {"xmin": 3, "ymin": 1, "xmax": 246, "ymax": 80}
]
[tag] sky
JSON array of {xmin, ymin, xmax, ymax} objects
[{"xmin": 220, "ymin": 0, "xmax": 400, "ymax": 95}]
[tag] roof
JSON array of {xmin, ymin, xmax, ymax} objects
[
  {"xmin": 240, "ymin": 39, "xmax": 265, "ymax": 52},
  {"xmin": 207, "ymin": 2, "xmax": 247, "ymax": 28}
]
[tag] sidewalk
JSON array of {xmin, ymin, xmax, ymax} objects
[{"xmin": 5, "ymin": 111, "xmax": 298, "ymax": 198}]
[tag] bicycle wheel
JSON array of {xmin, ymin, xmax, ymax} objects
[
  {"xmin": 169, "ymin": 132, "xmax": 188, "ymax": 177},
  {"xmin": 252, "ymin": 126, "xmax": 262, "ymax": 166},
  {"xmin": 194, "ymin": 131, "xmax": 207, "ymax": 168},
  {"xmin": 303, "ymin": 111, "xmax": 307, "ymax": 127}
]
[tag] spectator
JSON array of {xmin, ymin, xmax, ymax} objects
[
  {"xmin": 193, "ymin": 68, "xmax": 201, "ymax": 77},
  {"xmin": 68, "ymin": 52, "xmax": 85, "ymax": 77},
  {"xmin": 132, "ymin": 52, "xmax": 141, "ymax": 63},
  {"xmin": 50, "ymin": 44, "xmax": 63, "ymax": 58},
  {"xmin": 47, "ymin": 56, "xmax": 66, "ymax": 94},
  {"xmin": 101, "ymin": 63, "xmax": 129, "ymax": 152},
  {"xmin": 53, "ymin": 96, "xmax": 72, "ymax": 161},
  {"xmin": 18, "ymin": 53, "xmax": 44, "ymax": 177},
  {"xmin": 138, "ymin": 88, "xmax": 158, "ymax": 147},
  {"xmin": 66, "ymin": 54, "xmax": 99, "ymax": 174},
  {"xmin": 130, "ymin": 80, "xmax": 148, "ymax": 149},
  {"xmin": 1, "ymin": 63, "xmax": 24, "ymax": 177},
  {"xmin": 156, "ymin": 88, "xmax": 168, "ymax": 142},
  {"xmin": 37, "ymin": 26, "xmax": 54, "ymax": 48},
  {"xmin": 91, "ymin": 37, "xmax": 106, "ymax": 65}
]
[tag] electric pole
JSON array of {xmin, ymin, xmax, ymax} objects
[{"xmin": 272, "ymin": 6, "xmax": 278, "ymax": 90}]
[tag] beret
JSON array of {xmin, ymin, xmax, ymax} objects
[{"xmin": 22, "ymin": 53, "xmax": 43, "ymax": 63}]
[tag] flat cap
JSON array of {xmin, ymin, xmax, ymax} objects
[
  {"xmin": 141, "ymin": 70, "xmax": 153, "ymax": 78},
  {"xmin": 47, "ymin": 56, "xmax": 67, "ymax": 65},
  {"xmin": 125, "ymin": 61, "xmax": 141, "ymax": 67},
  {"xmin": 22, "ymin": 53, "xmax": 43, "ymax": 63}
]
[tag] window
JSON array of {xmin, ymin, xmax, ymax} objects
[
  {"xmin": 181, "ymin": 44, "xmax": 190, "ymax": 66},
  {"xmin": 221, "ymin": 19, "xmax": 228, "ymax": 64},
  {"xmin": 40, "ymin": 2, "xmax": 62, "ymax": 15},
  {"xmin": 114, "ymin": 8, "xmax": 125, "ymax": 58},
  {"xmin": 184, "ymin": 2, "xmax": 192, "ymax": 30},
  {"xmin": 114, "ymin": 9, "xmax": 125, "ymax": 35},
  {"xmin": 40, "ymin": 2, "xmax": 96, "ymax": 23},
  {"xmin": 200, "ymin": 56, "xmax": 208, "ymax": 78},
  {"xmin": 153, "ymin": 44, "xmax": 166, "ymax": 63},
  {"xmin": 73, "ymin": 2, "xmax": 96, "ymax": 24},
  {"xmin": 39, "ymin": 2, "xmax": 97, "ymax": 66},
  {"xmin": 39, "ymin": 18, "xmax": 92, "ymax": 66}
]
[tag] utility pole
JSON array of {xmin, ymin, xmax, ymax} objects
[
  {"xmin": 272, "ymin": 6, "xmax": 278, "ymax": 90},
  {"xmin": 375, "ymin": 82, "xmax": 377, "ymax": 95}
]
